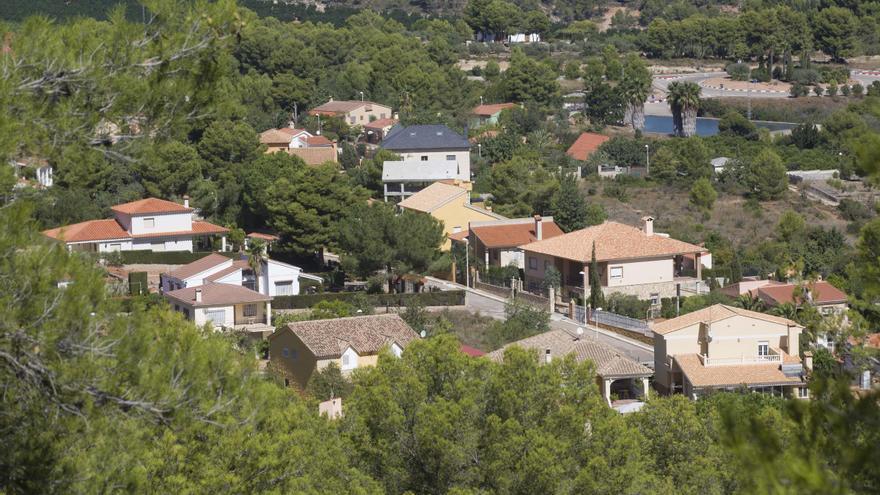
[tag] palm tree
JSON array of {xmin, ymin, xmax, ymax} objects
[
  {"xmin": 770, "ymin": 302, "xmax": 799, "ymax": 321},
  {"xmin": 620, "ymin": 57, "xmax": 652, "ymax": 131},
  {"xmin": 667, "ymin": 81, "xmax": 701, "ymax": 137},
  {"xmin": 246, "ymin": 239, "xmax": 268, "ymax": 294},
  {"xmin": 735, "ymin": 293, "xmax": 765, "ymax": 312}
]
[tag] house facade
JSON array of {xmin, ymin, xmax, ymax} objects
[
  {"xmin": 364, "ymin": 118, "xmax": 398, "ymax": 143},
  {"xmin": 652, "ymin": 304, "xmax": 808, "ymax": 399},
  {"xmin": 164, "ymin": 284, "xmax": 272, "ymax": 332},
  {"xmin": 259, "ymin": 127, "xmax": 337, "ymax": 165},
  {"xmin": 381, "ymin": 124, "xmax": 472, "ymax": 187},
  {"xmin": 397, "ymin": 182, "xmax": 505, "ymax": 250},
  {"xmin": 309, "ymin": 99, "xmax": 393, "ymax": 126},
  {"xmin": 521, "ymin": 217, "xmax": 708, "ymax": 302},
  {"xmin": 43, "ymin": 197, "xmax": 228, "ymax": 253},
  {"xmin": 268, "ymin": 314, "xmax": 419, "ymax": 389},
  {"xmin": 467, "ymin": 215, "xmax": 564, "ymax": 270},
  {"xmin": 470, "ymin": 103, "xmax": 517, "ymax": 127}
]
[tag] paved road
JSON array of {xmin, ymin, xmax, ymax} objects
[{"xmin": 652, "ymin": 70, "xmax": 880, "ymax": 100}]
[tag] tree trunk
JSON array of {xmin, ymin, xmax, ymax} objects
[
  {"xmin": 683, "ymin": 107, "xmax": 697, "ymax": 137},
  {"xmin": 623, "ymin": 103, "xmax": 634, "ymax": 129},
  {"xmin": 672, "ymin": 103, "xmax": 683, "ymax": 137},
  {"xmin": 632, "ymin": 102, "xmax": 645, "ymax": 131}
]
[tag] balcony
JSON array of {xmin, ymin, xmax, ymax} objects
[{"xmin": 699, "ymin": 350, "xmax": 782, "ymax": 366}]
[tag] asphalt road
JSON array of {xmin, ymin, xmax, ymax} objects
[{"xmin": 651, "ymin": 70, "xmax": 880, "ymax": 101}]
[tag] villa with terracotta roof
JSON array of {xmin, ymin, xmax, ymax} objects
[
  {"xmin": 566, "ymin": 132, "xmax": 610, "ymax": 162},
  {"xmin": 165, "ymin": 283, "xmax": 273, "ymax": 333},
  {"xmin": 42, "ymin": 197, "xmax": 228, "ymax": 253},
  {"xmin": 259, "ymin": 126, "xmax": 337, "ymax": 165},
  {"xmin": 721, "ymin": 279, "xmax": 848, "ymax": 315},
  {"xmin": 521, "ymin": 216, "xmax": 709, "ymax": 302},
  {"xmin": 364, "ymin": 117, "xmax": 398, "ymax": 143},
  {"xmin": 308, "ymin": 99, "xmax": 392, "ymax": 126},
  {"xmin": 470, "ymin": 102, "xmax": 517, "ymax": 127},
  {"xmin": 652, "ymin": 304, "xmax": 808, "ymax": 399},
  {"xmin": 268, "ymin": 314, "xmax": 419, "ymax": 388},
  {"xmin": 457, "ymin": 215, "xmax": 564, "ymax": 270},
  {"xmin": 488, "ymin": 328, "xmax": 653, "ymax": 406},
  {"xmin": 397, "ymin": 182, "xmax": 504, "ymax": 250}
]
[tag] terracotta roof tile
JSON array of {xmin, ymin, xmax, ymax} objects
[
  {"xmin": 471, "ymin": 103, "xmax": 517, "ymax": 116},
  {"xmin": 167, "ymin": 253, "xmax": 232, "ymax": 280},
  {"xmin": 260, "ymin": 128, "xmax": 295, "ymax": 144},
  {"xmin": 128, "ymin": 220, "xmax": 228, "ymax": 238},
  {"xmin": 111, "ymin": 198, "xmax": 191, "ymax": 215},
  {"xmin": 310, "ymin": 100, "xmax": 386, "ymax": 115},
  {"xmin": 42, "ymin": 219, "xmax": 130, "ymax": 243},
  {"xmin": 566, "ymin": 132, "xmax": 610, "ymax": 161},
  {"xmin": 522, "ymin": 221, "xmax": 705, "ymax": 263},
  {"xmin": 675, "ymin": 353, "xmax": 804, "ymax": 388},
  {"xmin": 247, "ymin": 232, "xmax": 280, "ymax": 241},
  {"xmin": 472, "ymin": 218, "xmax": 564, "ymax": 248},
  {"xmin": 365, "ymin": 118, "xmax": 398, "ymax": 129},
  {"xmin": 755, "ymin": 281, "xmax": 848, "ymax": 306},
  {"xmin": 397, "ymin": 182, "xmax": 468, "ymax": 213},
  {"xmin": 276, "ymin": 314, "xmax": 419, "ymax": 359},
  {"xmin": 164, "ymin": 283, "xmax": 270, "ymax": 307},
  {"xmin": 651, "ymin": 304, "xmax": 801, "ymax": 335},
  {"xmin": 460, "ymin": 344, "xmax": 485, "ymax": 357},
  {"xmin": 304, "ymin": 135, "xmax": 333, "ymax": 146}
]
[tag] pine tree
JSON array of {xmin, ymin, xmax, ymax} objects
[{"xmin": 551, "ymin": 174, "xmax": 588, "ymax": 232}]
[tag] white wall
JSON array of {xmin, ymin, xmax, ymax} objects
[
  {"xmin": 130, "ymin": 236, "xmax": 194, "ymax": 253},
  {"xmin": 120, "ymin": 211, "xmax": 192, "ymax": 236},
  {"xmin": 396, "ymin": 150, "xmax": 471, "ymax": 181},
  {"xmin": 266, "ymin": 259, "xmax": 302, "ymax": 296},
  {"xmin": 340, "ymin": 346, "xmax": 359, "ymax": 371},
  {"xmin": 193, "ymin": 305, "xmax": 234, "ymax": 328},
  {"xmin": 499, "ymin": 249, "xmax": 524, "ymax": 269},
  {"xmin": 607, "ymin": 258, "xmax": 673, "ymax": 287},
  {"xmin": 96, "ymin": 240, "xmax": 134, "ymax": 252}
]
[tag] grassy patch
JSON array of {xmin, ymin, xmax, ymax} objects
[{"xmin": 432, "ymin": 309, "xmax": 497, "ymax": 352}]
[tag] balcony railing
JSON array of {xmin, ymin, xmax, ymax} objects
[{"xmin": 699, "ymin": 352, "xmax": 782, "ymax": 366}]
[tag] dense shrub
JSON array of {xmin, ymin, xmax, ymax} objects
[
  {"xmin": 725, "ymin": 62, "xmax": 750, "ymax": 81},
  {"xmin": 790, "ymin": 68, "xmax": 821, "ymax": 85}
]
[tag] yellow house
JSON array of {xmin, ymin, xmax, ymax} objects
[
  {"xmin": 651, "ymin": 304, "xmax": 808, "ymax": 399},
  {"xmin": 397, "ymin": 182, "xmax": 504, "ymax": 250},
  {"xmin": 268, "ymin": 314, "xmax": 419, "ymax": 389}
]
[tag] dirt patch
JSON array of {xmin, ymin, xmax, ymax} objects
[
  {"xmin": 457, "ymin": 59, "xmax": 510, "ymax": 72},
  {"xmin": 432, "ymin": 308, "xmax": 497, "ymax": 351},
  {"xmin": 597, "ymin": 6, "xmax": 640, "ymax": 32},
  {"xmin": 702, "ymin": 76, "xmax": 791, "ymax": 93}
]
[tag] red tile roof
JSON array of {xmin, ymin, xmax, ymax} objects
[
  {"xmin": 566, "ymin": 132, "xmax": 610, "ymax": 161},
  {"xmin": 472, "ymin": 103, "xmax": 517, "ymax": 116},
  {"xmin": 167, "ymin": 253, "xmax": 232, "ymax": 280},
  {"xmin": 365, "ymin": 118, "xmax": 398, "ymax": 129},
  {"xmin": 247, "ymin": 232, "xmax": 280, "ymax": 242},
  {"xmin": 304, "ymin": 135, "xmax": 333, "ymax": 146},
  {"xmin": 111, "ymin": 198, "xmax": 191, "ymax": 215},
  {"xmin": 460, "ymin": 344, "xmax": 485, "ymax": 357},
  {"xmin": 165, "ymin": 283, "xmax": 270, "ymax": 307},
  {"xmin": 43, "ymin": 219, "xmax": 130, "ymax": 243},
  {"xmin": 472, "ymin": 219, "xmax": 564, "ymax": 249},
  {"xmin": 754, "ymin": 281, "xmax": 848, "ymax": 306}
]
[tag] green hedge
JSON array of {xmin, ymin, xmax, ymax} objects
[
  {"xmin": 117, "ymin": 250, "xmax": 234, "ymax": 265},
  {"xmin": 273, "ymin": 290, "xmax": 466, "ymax": 310}
]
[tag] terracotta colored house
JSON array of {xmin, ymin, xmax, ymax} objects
[
  {"xmin": 521, "ymin": 216, "xmax": 708, "ymax": 302},
  {"xmin": 259, "ymin": 127, "xmax": 337, "ymax": 165},
  {"xmin": 463, "ymin": 215, "xmax": 564, "ymax": 270},
  {"xmin": 566, "ymin": 132, "xmax": 610, "ymax": 161},
  {"xmin": 470, "ymin": 102, "xmax": 517, "ymax": 127},
  {"xmin": 268, "ymin": 314, "xmax": 419, "ymax": 389},
  {"xmin": 652, "ymin": 304, "xmax": 808, "ymax": 399},
  {"xmin": 308, "ymin": 99, "xmax": 393, "ymax": 126}
]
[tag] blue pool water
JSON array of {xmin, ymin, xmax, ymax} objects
[{"xmin": 643, "ymin": 115, "xmax": 798, "ymax": 136}]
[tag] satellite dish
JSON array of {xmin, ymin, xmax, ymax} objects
[{"xmin": 420, "ymin": 330, "xmax": 426, "ymax": 338}]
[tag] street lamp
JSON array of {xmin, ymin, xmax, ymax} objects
[
  {"xmin": 579, "ymin": 270, "xmax": 588, "ymax": 325},
  {"xmin": 594, "ymin": 307, "xmax": 602, "ymax": 339},
  {"xmin": 645, "ymin": 144, "xmax": 650, "ymax": 176},
  {"xmin": 359, "ymin": 91, "xmax": 364, "ymax": 101},
  {"xmin": 477, "ymin": 143, "xmax": 482, "ymax": 158}
]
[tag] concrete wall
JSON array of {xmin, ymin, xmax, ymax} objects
[
  {"xmin": 606, "ymin": 258, "xmax": 673, "ymax": 287},
  {"xmin": 396, "ymin": 150, "xmax": 471, "ymax": 181}
]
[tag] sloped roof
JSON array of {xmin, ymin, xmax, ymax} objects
[
  {"xmin": 381, "ymin": 125, "xmax": 470, "ymax": 151},
  {"xmin": 247, "ymin": 232, "xmax": 280, "ymax": 242},
  {"xmin": 128, "ymin": 220, "xmax": 228, "ymax": 238},
  {"xmin": 111, "ymin": 198, "xmax": 191, "ymax": 215},
  {"xmin": 365, "ymin": 118, "xmax": 398, "ymax": 129},
  {"xmin": 471, "ymin": 103, "xmax": 517, "ymax": 116},
  {"xmin": 487, "ymin": 329, "xmax": 651, "ymax": 378},
  {"xmin": 382, "ymin": 160, "xmax": 459, "ymax": 182},
  {"xmin": 260, "ymin": 128, "xmax": 295, "ymax": 144},
  {"xmin": 521, "ymin": 221, "xmax": 705, "ymax": 263},
  {"xmin": 204, "ymin": 260, "xmax": 249, "ymax": 283},
  {"xmin": 460, "ymin": 344, "xmax": 485, "ymax": 357},
  {"xmin": 675, "ymin": 353, "xmax": 803, "ymax": 388},
  {"xmin": 471, "ymin": 217, "xmax": 564, "ymax": 248},
  {"xmin": 566, "ymin": 132, "xmax": 610, "ymax": 161},
  {"xmin": 164, "ymin": 283, "xmax": 270, "ymax": 307},
  {"xmin": 397, "ymin": 182, "xmax": 468, "ymax": 213},
  {"xmin": 755, "ymin": 281, "xmax": 848, "ymax": 306},
  {"xmin": 43, "ymin": 219, "xmax": 130, "ymax": 243},
  {"xmin": 167, "ymin": 253, "xmax": 232, "ymax": 280},
  {"xmin": 651, "ymin": 304, "xmax": 801, "ymax": 335},
  {"xmin": 310, "ymin": 100, "xmax": 387, "ymax": 115},
  {"xmin": 276, "ymin": 314, "xmax": 419, "ymax": 359},
  {"xmin": 304, "ymin": 135, "xmax": 333, "ymax": 146}
]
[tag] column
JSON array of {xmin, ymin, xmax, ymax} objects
[
  {"xmin": 696, "ymin": 253, "xmax": 702, "ymax": 279},
  {"xmin": 604, "ymin": 379, "xmax": 612, "ymax": 406},
  {"xmin": 221, "ymin": 235, "xmax": 227, "ymax": 252},
  {"xmin": 642, "ymin": 377, "xmax": 650, "ymax": 401},
  {"xmin": 266, "ymin": 301, "xmax": 272, "ymax": 327}
]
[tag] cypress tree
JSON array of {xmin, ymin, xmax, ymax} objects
[{"xmin": 589, "ymin": 241, "xmax": 605, "ymax": 310}]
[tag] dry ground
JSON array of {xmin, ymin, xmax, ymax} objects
[{"xmin": 431, "ymin": 308, "xmax": 497, "ymax": 351}]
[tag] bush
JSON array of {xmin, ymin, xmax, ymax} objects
[
  {"xmin": 838, "ymin": 198, "xmax": 873, "ymax": 222},
  {"xmin": 725, "ymin": 62, "xmax": 750, "ymax": 81},
  {"xmin": 790, "ymin": 68, "xmax": 821, "ymax": 85},
  {"xmin": 852, "ymin": 83, "xmax": 864, "ymax": 97},
  {"xmin": 604, "ymin": 293, "xmax": 650, "ymax": 319},
  {"xmin": 118, "ymin": 250, "xmax": 233, "ymax": 265},
  {"xmin": 813, "ymin": 85, "xmax": 825, "ymax": 97},
  {"xmin": 789, "ymin": 82, "xmax": 809, "ymax": 98},
  {"xmin": 840, "ymin": 84, "xmax": 851, "ymax": 97},
  {"xmin": 751, "ymin": 67, "xmax": 771, "ymax": 82},
  {"xmin": 718, "ymin": 110, "xmax": 758, "ymax": 140},
  {"xmin": 128, "ymin": 272, "xmax": 148, "ymax": 295},
  {"xmin": 272, "ymin": 290, "xmax": 466, "ymax": 310}
]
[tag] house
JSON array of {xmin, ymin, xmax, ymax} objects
[
  {"xmin": 651, "ymin": 304, "xmax": 808, "ymax": 399},
  {"xmin": 711, "ymin": 157, "xmax": 730, "ymax": 174},
  {"xmin": 465, "ymin": 215, "xmax": 564, "ymax": 270},
  {"xmin": 42, "ymin": 197, "xmax": 228, "ymax": 253},
  {"xmin": 246, "ymin": 232, "xmax": 280, "ymax": 250},
  {"xmin": 268, "ymin": 314, "xmax": 419, "ymax": 389},
  {"xmin": 521, "ymin": 216, "xmax": 708, "ymax": 302},
  {"xmin": 470, "ymin": 103, "xmax": 517, "ymax": 127},
  {"xmin": 308, "ymin": 99, "xmax": 393, "ymax": 126},
  {"xmin": 259, "ymin": 127, "xmax": 337, "ymax": 165},
  {"xmin": 397, "ymin": 182, "xmax": 505, "ymax": 250},
  {"xmin": 380, "ymin": 124, "xmax": 472, "ymax": 189},
  {"xmin": 721, "ymin": 280, "xmax": 848, "ymax": 316},
  {"xmin": 566, "ymin": 132, "xmax": 610, "ymax": 162},
  {"xmin": 160, "ymin": 252, "xmax": 322, "ymax": 297},
  {"xmin": 364, "ymin": 118, "xmax": 398, "ymax": 143},
  {"xmin": 164, "ymin": 283, "xmax": 272, "ymax": 333},
  {"xmin": 11, "ymin": 157, "xmax": 53, "ymax": 188},
  {"xmin": 382, "ymin": 160, "xmax": 468, "ymax": 202},
  {"xmin": 487, "ymin": 328, "xmax": 653, "ymax": 405}
]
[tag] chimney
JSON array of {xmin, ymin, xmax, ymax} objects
[
  {"xmin": 195, "ymin": 288, "xmax": 202, "ymax": 303},
  {"xmin": 183, "ymin": 195, "xmax": 190, "ymax": 209},
  {"xmin": 329, "ymin": 96, "xmax": 333, "ymax": 102},
  {"xmin": 544, "ymin": 348, "xmax": 552, "ymax": 364},
  {"xmin": 534, "ymin": 215, "xmax": 543, "ymax": 240},
  {"xmin": 803, "ymin": 351, "xmax": 813, "ymax": 372},
  {"xmin": 642, "ymin": 216, "xmax": 654, "ymax": 236},
  {"xmin": 393, "ymin": 112, "xmax": 399, "ymax": 120}
]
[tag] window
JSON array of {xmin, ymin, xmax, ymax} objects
[
  {"xmin": 108, "ymin": 243, "xmax": 121, "ymax": 252},
  {"xmin": 453, "ymin": 226, "xmax": 461, "ymax": 233},
  {"xmin": 205, "ymin": 309, "xmax": 225, "ymax": 325},
  {"xmin": 758, "ymin": 341, "xmax": 769, "ymax": 357},
  {"xmin": 143, "ymin": 217, "xmax": 155, "ymax": 228},
  {"xmin": 182, "ymin": 308, "xmax": 190, "ymax": 319},
  {"xmin": 420, "ymin": 155, "xmax": 428, "ymax": 161},
  {"xmin": 544, "ymin": 260, "xmax": 550, "ymax": 270},
  {"xmin": 528, "ymin": 257, "xmax": 538, "ymax": 270},
  {"xmin": 380, "ymin": 113, "xmax": 386, "ymax": 119},
  {"xmin": 275, "ymin": 281, "xmax": 294, "ymax": 296},
  {"xmin": 350, "ymin": 117, "xmax": 356, "ymax": 124},
  {"xmin": 797, "ymin": 387, "xmax": 809, "ymax": 398},
  {"xmin": 650, "ymin": 293, "xmax": 660, "ymax": 306},
  {"xmin": 446, "ymin": 154, "xmax": 456, "ymax": 161},
  {"xmin": 243, "ymin": 304, "xmax": 257, "ymax": 317},
  {"xmin": 282, "ymin": 347, "xmax": 289, "ymax": 358},
  {"xmin": 359, "ymin": 115, "xmax": 364, "ymax": 121},
  {"xmin": 609, "ymin": 266, "xmax": 623, "ymax": 279},
  {"xmin": 342, "ymin": 354, "xmax": 350, "ymax": 366},
  {"xmin": 174, "ymin": 304, "xmax": 180, "ymax": 311}
]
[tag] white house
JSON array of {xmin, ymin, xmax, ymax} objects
[
  {"xmin": 160, "ymin": 252, "xmax": 323, "ymax": 297},
  {"xmin": 381, "ymin": 125, "xmax": 471, "ymax": 178},
  {"xmin": 42, "ymin": 197, "xmax": 228, "ymax": 253},
  {"xmin": 164, "ymin": 283, "xmax": 273, "ymax": 333}
]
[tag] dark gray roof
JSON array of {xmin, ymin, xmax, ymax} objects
[{"xmin": 381, "ymin": 125, "xmax": 470, "ymax": 151}]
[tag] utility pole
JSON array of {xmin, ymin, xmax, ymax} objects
[{"xmin": 645, "ymin": 144, "xmax": 650, "ymax": 176}]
